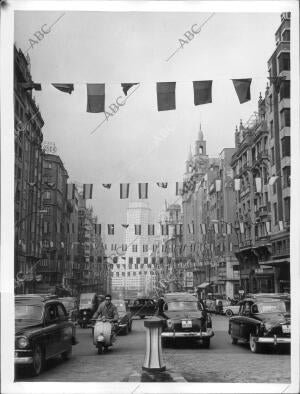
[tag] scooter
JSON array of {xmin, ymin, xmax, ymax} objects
[{"xmin": 91, "ymin": 318, "xmax": 116, "ymax": 354}]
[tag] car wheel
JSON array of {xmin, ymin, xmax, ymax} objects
[
  {"xmin": 30, "ymin": 344, "xmax": 44, "ymax": 376},
  {"xmin": 225, "ymin": 309, "xmax": 233, "ymax": 317},
  {"xmin": 97, "ymin": 344, "xmax": 103, "ymax": 354},
  {"xmin": 61, "ymin": 346, "xmax": 72, "ymax": 361},
  {"xmin": 128, "ymin": 321, "xmax": 132, "ymax": 332},
  {"xmin": 202, "ymin": 338, "xmax": 210, "ymax": 348},
  {"xmin": 231, "ymin": 336, "xmax": 238, "ymax": 345},
  {"xmin": 249, "ymin": 333, "xmax": 261, "ymax": 353}
]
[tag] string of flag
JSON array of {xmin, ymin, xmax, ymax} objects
[
  {"xmin": 67, "ymin": 174, "xmax": 285, "ymax": 201},
  {"xmin": 19, "ymin": 78, "xmax": 254, "ymax": 112}
]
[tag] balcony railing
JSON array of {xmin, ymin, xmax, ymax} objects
[{"xmin": 238, "ymin": 239, "xmax": 252, "ymax": 249}]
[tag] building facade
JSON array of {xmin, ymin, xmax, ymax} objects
[{"xmin": 14, "ymin": 47, "xmax": 44, "ymax": 294}]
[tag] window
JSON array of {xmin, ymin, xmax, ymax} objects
[
  {"xmin": 143, "ymin": 244, "xmax": 148, "ymax": 252},
  {"xmin": 122, "ymin": 272, "xmax": 125, "ymax": 277},
  {"xmin": 273, "ymin": 202, "xmax": 278, "ymax": 224},
  {"xmin": 280, "ymin": 80, "xmax": 290, "ymax": 100},
  {"xmin": 133, "ymin": 271, "xmax": 136, "ymax": 276},
  {"xmin": 281, "ymin": 136, "xmax": 290, "ymax": 157},
  {"xmin": 132, "ymin": 245, "xmax": 137, "ymax": 253},
  {"xmin": 282, "ymin": 29, "xmax": 290, "ymax": 42},
  {"xmin": 284, "ymin": 197, "xmax": 290, "ymax": 223},
  {"xmin": 270, "ymin": 121, "xmax": 274, "ymax": 138},
  {"xmin": 271, "ymin": 147, "xmax": 275, "ymax": 165},
  {"xmin": 280, "ymin": 109, "xmax": 290, "ymax": 128},
  {"xmin": 136, "ymin": 257, "xmax": 140, "ymax": 265},
  {"xmin": 278, "ymin": 52, "xmax": 290, "ymax": 73},
  {"xmin": 127, "ymin": 272, "xmax": 130, "ymax": 276},
  {"xmin": 144, "ymin": 257, "xmax": 148, "ymax": 264},
  {"xmin": 128, "ymin": 257, "xmax": 133, "ymax": 265},
  {"xmin": 282, "ymin": 166, "xmax": 291, "ymax": 188},
  {"xmin": 116, "ymin": 272, "xmax": 119, "ymax": 277}
]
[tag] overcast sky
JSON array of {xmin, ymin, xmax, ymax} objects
[{"xmin": 15, "ymin": 11, "xmax": 281, "ymax": 245}]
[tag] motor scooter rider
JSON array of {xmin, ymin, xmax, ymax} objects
[{"xmin": 92, "ymin": 294, "xmax": 119, "ymax": 323}]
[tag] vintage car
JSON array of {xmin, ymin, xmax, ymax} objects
[
  {"xmin": 228, "ymin": 294, "xmax": 291, "ymax": 353},
  {"xmin": 78, "ymin": 292, "xmax": 98, "ymax": 328},
  {"xmin": 128, "ymin": 298, "xmax": 156, "ymax": 319},
  {"xmin": 223, "ymin": 301, "xmax": 243, "ymax": 317},
  {"xmin": 114, "ymin": 299, "xmax": 132, "ymax": 335},
  {"xmin": 57, "ymin": 297, "xmax": 79, "ymax": 322},
  {"xmin": 160, "ymin": 292, "xmax": 214, "ymax": 348},
  {"xmin": 15, "ymin": 294, "xmax": 77, "ymax": 376}
]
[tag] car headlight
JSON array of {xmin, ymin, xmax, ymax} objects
[
  {"xmin": 167, "ymin": 319, "xmax": 173, "ymax": 328},
  {"xmin": 17, "ymin": 336, "xmax": 29, "ymax": 349}
]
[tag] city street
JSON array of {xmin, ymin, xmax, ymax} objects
[{"xmin": 16, "ymin": 314, "xmax": 290, "ymax": 383}]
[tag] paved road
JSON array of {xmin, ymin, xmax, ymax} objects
[{"xmin": 16, "ymin": 314, "xmax": 290, "ymax": 383}]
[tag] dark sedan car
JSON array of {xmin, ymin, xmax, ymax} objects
[
  {"xmin": 128, "ymin": 298, "xmax": 156, "ymax": 319},
  {"xmin": 114, "ymin": 299, "xmax": 132, "ymax": 335},
  {"xmin": 160, "ymin": 292, "xmax": 214, "ymax": 348},
  {"xmin": 228, "ymin": 295, "xmax": 290, "ymax": 353},
  {"xmin": 15, "ymin": 294, "xmax": 77, "ymax": 376}
]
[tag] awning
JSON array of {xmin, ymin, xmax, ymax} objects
[
  {"xmin": 260, "ymin": 258, "xmax": 290, "ymax": 266},
  {"xmin": 197, "ymin": 282, "xmax": 211, "ymax": 289}
]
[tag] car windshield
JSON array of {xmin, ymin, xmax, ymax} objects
[
  {"xmin": 256, "ymin": 300, "xmax": 289, "ymax": 313},
  {"xmin": 167, "ymin": 301, "xmax": 198, "ymax": 311},
  {"xmin": 15, "ymin": 304, "xmax": 43, "ymax": 321},
  {"xmin": 114, "ymin": 301, "xmax": 126, "ymax": 313}
]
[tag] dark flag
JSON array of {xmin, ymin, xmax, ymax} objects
[
  {"xmin": 120, "ymin": 183, "xmax": 130, "ymax": 199},
  {"xmin": 52, "ymin": 84, "xmax": 74, "ymax": 94},
  {"xmin": 83, "ymin": 184, "xmax": 93, "ymax": 199},
  {"xmin": 193, "ymin": 80, "xmax": 212, "ymax": 105},
  {"xmin": 21, "ymin": 82, "xmax": 42, "ymax": 91},
  {"xmin": 87, "ymin": 84, "xmax": 105, "ymax": 113},
  {"xmin": 121, "ymin": 83, "xmax": 139, "ymax": 96},
  {"xmin": 232, "ymin": 79, "xmax": 252, "ymax": 104},
  {"xmin": 157, "ymin": 82, "xmax": 176, "ymax": 111},
  {"xmin": 102, "ymin": 184, "xmax": 112, "ymax": 189},
  {"xmin": 138, "ymin": 183, "xmax": 148, "ymax": 199}
]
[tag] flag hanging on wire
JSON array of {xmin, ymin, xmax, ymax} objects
[
  {"xmin": 83, "ymin": 184, "xmax": 93, "ymax": 199},
  {"xmin": 255, "ymin": 177, "xmax": 262, "ymax": 193},
  {"xmin": 148, "ymin": 224, "xmax": 155, "ymax": 236},
  {"xmin": 102, "ymin": 184, "xmax": 111, "ymax": 189},
  {"xmin": 156, "ymin": 182, "xmax": 168, "ymax": 188},
  {"xmin": 52, "ymin": 83, "xmax": 74, "ymax": 94},
  {"xmin": 265, "ymin": 221, "xmax": 271, "ymax": 234},
  {"xmin": 278, "ymin": 220, "xmax": 284, "ymax": 231},
  {"xmin": 121, "ymin": 224, "xmax": 129, "ymax": 229},
  {"xmin": 94, "ymin": 224, "xmax": 101, "ymax": 235},
  {"xmin": 21, "ymin": 82, "xmax": 42, "ymax": 91},
  {"xmin": 193, "ymin": 80, "xmax": 213, "ymax": 105},
  {"xmin": 108, "ymin": 224, "xmax": 115, "ymax": 235},
  {"xmin": 239, "ymin": 222, "xmax": 244, "ymax": 234},
  {"xmin": 234, "ymin": 178, "xmax": 241, "ymax": 191},
  {"xmin": 86, "ymin": 84, "xmax": 105, "ymax": 113},
  {"xmin": 121, "ymin": 83, "xmax": 139, "ymax": 96},
  {"xmin": 161, "ymin": 224, "xmax": 169, "ymax": 236},
  {"xmin": 268, "ymin": 176, "xmax": 278, "ymax": 186},
  {"xmin": 138, "ymin": 183, "xmax": 148, "ymax": 199},
  {"xmin": 176, "ymin": 181, "xmax": 183, "ymax": 196},
  {"xmin": 213, "ymin": 223, "xmax": 219, "ymax": 234},
  {"xmin": 188, "ymin": 223, "xmax": 195, "ymax": 234},
  {"xmin": 135, "ymin": 225, "xmax": 142, "ymax": 235},
  {"xmin": 232, "ymin": 78, "xmax": 252, "ymax": 104},
  {"xmin": 120, "ymin": 183, "xmax": 130, "ymax": 199},
  {"xmin": 227, "ymin": 223, "xmax": 232, "ymax": 234},
  {"xmin": 215, "ymin": 179, "xmax": 222, "ymax": 192},
  {"xmin": 200, "ymin": 223, "xmax": 207, "ymax": 235},
  {"xmin": 157, "ymin": 82, "xmax": 176, "ymax": 111},
  {"xmin": 67, "ymin": 183, "xmax": 75, "ymax": 200}
]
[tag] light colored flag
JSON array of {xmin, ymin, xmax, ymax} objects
[
  {"xmin": 120, "ymin": 183, "xmax": 130, "ymax": 199},
  {"xmin": 138, "ymin": 183, "xmax": 148, "ymax": 199},
  {"xmin": 278, "ymin": 220, "xmax": 284, "ymax": 231},
  {"xmin": 188, "ymin": 223, "xmax": 194, "ymax": 234},
  {"xmin": 255, "ymin": 177, "xmax": 262, "ymax": 193},
  {"xmin": 268, "ymin": 176, "xmax": 278, "ymax": 186},
  {"xmin": 215, "ymin": 179, "xmax": 222, "ymax": 192},
  {"xmin": 234, "ymin": 179, "xmax": 241, "ymax": 191},
  {"xmin": 213, "ymin": 223, "xmax": 219, "ymax": 234},
  {"xmin": 83, "ymin": 184, "xmax": 93, "ymax": 199},
  {"xmin": 265, "ymin": 221, "xmax": 271, "ymax": 234},
  {"xmin": 156, "ymin": 182, "xmax": 168, "ymax": 188},
  {"xmin": 239, "ymin": 222, "xmax": 244, "ymax": 234},
  {"xmin": 227, "ymin": 223, "xmax": 232, "ymax": 234}
]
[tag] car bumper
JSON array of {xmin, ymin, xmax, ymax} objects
[
  {"xmin": 118, "ymin": 323, "xmax": 127, "ymax": 328},
  {"xmin": 256, "ymin": 336, "xmax": 291, "ymax": 345},
  {"xmin": 161, "ymin": 331, "xmax": 214, "ymax": 338},
  {"xmin": 15, "ymin": 356, "xmax": 33, "ymax": 365}
]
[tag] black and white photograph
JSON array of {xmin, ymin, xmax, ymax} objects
[{"xmin": 1, "ymin": 1, "xmax": 300, "ymax": 393}]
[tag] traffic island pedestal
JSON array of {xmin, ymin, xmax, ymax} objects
[{"xmin": 142, "ymin": 317, "xmax": 165, "ymax": 372}]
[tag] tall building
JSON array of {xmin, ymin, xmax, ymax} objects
[
  {"xmin": 14, "ymin": 47, "xmax": 44, "ymax": 294},
  {"xmin": 266, "ymin": 12, "xmax": 290, "ymax": 292},
  {"xmin": 36, "ymin": 154, "xmax": 70, "ymax": 293},
  {"xmin": 111, "ymin": 202, "xmax": 156, "ymax": 298}
]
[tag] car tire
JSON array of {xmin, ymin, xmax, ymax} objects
[
  {"xmin": 123, "ymin": 324, "xmax": 129, "ymax": 335},
  {"xmin": 249, "ymin": 333, "xmax": 261, "ymax": 353},
  {"xmin": 128, "ymin": 321, "xmax": 132, "ymax": 332},
  {"xmin": 61, "ymin": 346, "xmax": 72, "ymax": 361},
  {"xmin": 225, "ymin": 309, "xmax": 233, "ymax": 317},
  {"xmin": 231, "ymin": 336, "xmax": 238, "ymax": 345},
  {"xmin": 97, "ymin": 344, "xmax": 103, "ymax": 354},
  {"xmin": 30, "ymin": 344, "xmax": 44, "ymax": 377},
  {"xmin": 202, "ymin": 338, "xmax": 210, "ymax": 348}
]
